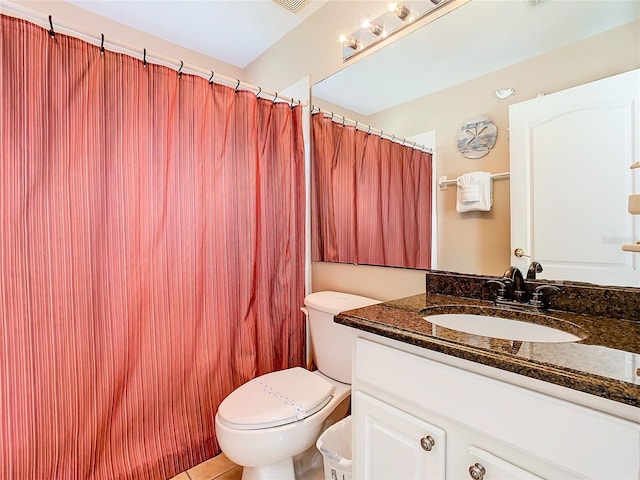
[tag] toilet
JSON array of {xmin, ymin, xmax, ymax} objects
[{"xmin": 214, "ymin": 291, "xmax": 381, "ymax": 480}]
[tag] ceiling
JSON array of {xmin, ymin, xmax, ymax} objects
[{"xmin": 67, "ymin": 0, "xmax": 327, "ymax": 68}]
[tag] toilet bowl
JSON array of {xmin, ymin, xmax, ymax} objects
[{"xmin": 214, "ymin": 291, "xmax": 381, "ymax": 480}]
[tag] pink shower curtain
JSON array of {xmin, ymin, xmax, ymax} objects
[
  {"xmin": 312, "ymin": 113, "xmax": 432, "ymax": 269},
  {"xmin": 0, "ymin": 15, "xmax": 305, "ymax": 479}
]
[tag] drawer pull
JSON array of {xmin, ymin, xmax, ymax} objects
[
  {"xmin": 419, "ymin": 435, "xmax": 435, "ymax": 451},
  {"xmin": 469, "ymin": 462, "xmax": 486, "ymax": 480}
]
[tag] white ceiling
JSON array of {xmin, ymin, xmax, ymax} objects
[{"xmin": 68, "ymin": 0, "xmax": 327, "ymax": 68}]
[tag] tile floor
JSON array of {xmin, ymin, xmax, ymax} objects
[{"xmin": 169, "ymin": 453, "xmax": 242, "ymax": 480}]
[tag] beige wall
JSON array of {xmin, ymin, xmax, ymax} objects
[{"xmin": 311, "ymin": 263, "xmax": 427, "ymax": 302}]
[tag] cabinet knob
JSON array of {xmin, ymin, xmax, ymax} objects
[
  {"xmin": 468, "ymin": 462, "xmax": 486, "ymax": 480},
  {"xmin": 419, "ymin": 435, "xmax": 435, "ymax": 451}
]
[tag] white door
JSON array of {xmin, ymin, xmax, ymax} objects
[
  {"xmin": 353, "ymin": 391, "xmax": 446, "ymax": 480},
  {"xmin": 509, "ymin": 69, "xmax": 640, "ymax": 286}
]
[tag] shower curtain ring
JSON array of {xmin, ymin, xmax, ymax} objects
[
  {"xmin": 273, "ymin": 93, "xmax": 278, "ymax": 104},
  {"xmin": 290, "ymin": 97, "xmax": 295, "ymax": 109},
  {"xmin": 392, "ymin": 134, "xmax": 396, "ymax": 142},
  {"xmin": 100, "ymin": 34, "xmax": 105, "ymax": 55},
  {"xmin": 208, "ymin": 71, "xmax": 215, "ymax": 84},
  {"xmin": 342, "ymin": 116, "xmax": 345, "ymax": 126},
  {"xmin": 256, "ymin": 86, "xmax": 262, "ymax": 98},
  {"xmin": 355, "ymin": 121, "xmax": 358, "ymax": 130},
  {"xmin": 177, "ymin": 61, "xmax": 183, "ymax": 78},
  {"xmin": 401, "ymin": 138, "xmax": 406, "ymax": 146},
  {"xmin": 367, "ymin": 125, "xmax": 371, "ymax": 135},
  {"xmin": 379, "ymin": 130, "xmax": 384, "ymax": 139},
  {"xmin": 235, "ymin": 79, "xmax": 240, "ymax": 92},
  {"xmin": 143, "ymin": 48, "xmax": 147, "ymax": 68},
  {"xmin": 48, "ymin": 15, "xmax": 55, "ymax": 38}
]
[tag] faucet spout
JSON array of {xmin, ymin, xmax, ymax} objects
[
  {"xmin": 502, "ymin": 266, "xmax": 526, "ymax": 301},
  {"xmin": 502, "ymin": 266, "xmax": 524, "ymax": 289},
  {"xmin": 527, "ymin": 261, "xmax": 543, "ymax": 279}
]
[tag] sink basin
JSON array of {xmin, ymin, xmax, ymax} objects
[{"xmin": 424, "ymin": 313, "xmax": 581, "ymax": 343}]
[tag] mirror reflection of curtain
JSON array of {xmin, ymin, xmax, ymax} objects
[
  {"xmin": 312, "ymin": 114, "xmax": 432, "ymax": 269},
  {"xmin": 0, "ymin": 15, "xmax": 305, "ymax": 479}
]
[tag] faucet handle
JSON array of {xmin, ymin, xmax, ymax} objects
[
  {"xmin": 486, "ymin": 279, "xmax": 511, "ymax": 301},
  {"xmin": 530, "ymin": 284, "xmax": 560, "ymax": 308},
  {"xmin": 534, "ymin": 284, "xmax": 560, "ymax": 294}
]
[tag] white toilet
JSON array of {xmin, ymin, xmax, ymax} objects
[{"xmin": 214, "ymin": 291, "xmax": 381, "ymax": 480}]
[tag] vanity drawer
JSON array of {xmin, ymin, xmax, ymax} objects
[{"xmin": 354, "ymin": 338, "xmax": 640, "ymax": 478}]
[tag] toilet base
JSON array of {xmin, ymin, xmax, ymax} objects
[{"xmin": 241, "ymin": 458, "xmax": 295, "ymax": 480}]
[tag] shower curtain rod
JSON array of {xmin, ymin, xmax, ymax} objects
[
  {"xmin": 311, "ymin": 106, "xmax": 432, "ymax": 153},
  {"xmin": 1, "ymin": 2, "xmax": 306, "ymax": 107}
]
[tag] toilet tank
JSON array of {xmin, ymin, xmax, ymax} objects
[{"xmin": 304, "ymin": 291, "xmax": 381, "ymax": 384}]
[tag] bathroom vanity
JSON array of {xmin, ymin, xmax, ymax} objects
[{"xmin": 336, "ymin": 271, "xmax": 640, "ymax": 479}]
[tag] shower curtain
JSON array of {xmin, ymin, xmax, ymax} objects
[
  {"xmin": 312, "ymin": 113, "xmax": 432, "ymax": 269},
  {"xmin": 0, "ymin": 15, "xmax": 305, "ymax": 479}
]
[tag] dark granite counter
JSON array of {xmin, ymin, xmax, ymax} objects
[{"xmin": 335, "ymin": 271, "xmax": 640, "ymax": 409}]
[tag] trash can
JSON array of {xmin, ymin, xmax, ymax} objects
[{"xmin": 316, "ymin": 415, "xmax": 352, "ymax": 480}]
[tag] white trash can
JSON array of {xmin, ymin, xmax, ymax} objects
[{"xmin": 316, "ymin": 415, "xmax": 352, "ymax": 480}]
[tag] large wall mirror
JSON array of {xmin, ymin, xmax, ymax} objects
[{"xmin": 311, "ymin": 0, "xmax": 640, "ymax": 286}]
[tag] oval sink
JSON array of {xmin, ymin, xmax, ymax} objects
[{"xmin": 424, "ymin": 313, "xmax": 581, "ymax": 343}]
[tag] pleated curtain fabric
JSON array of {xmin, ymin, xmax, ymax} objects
[
  {"xmin": 311, "ymin": 113, "xmax": 432, "ymax": 269},
  {"xmin": 0, "ymin": 15, "xmax": 305, "ymax": 479}
]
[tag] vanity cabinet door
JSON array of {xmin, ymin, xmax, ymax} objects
[{"xmin": 353, "ymin": 391, "xmax": 446, "ymax": 480}]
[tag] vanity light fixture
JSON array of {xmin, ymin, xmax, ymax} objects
[{"xmin": 339, "ymin": 0, "xmax": 455, "ymax": 62}]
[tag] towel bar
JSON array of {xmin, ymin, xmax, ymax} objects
[{"xmin": 438, "ymin": 172, "xmax": 510, "ymax": 190}]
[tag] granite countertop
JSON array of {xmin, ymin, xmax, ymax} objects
[{"xmin": 336, "ymin": 282, "xmax": 640, "ymax": 409}]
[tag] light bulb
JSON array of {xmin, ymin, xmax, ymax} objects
[
  {"xmin": 389, "ymin": 2, "xmax": 410, "ymax": 20},
  {"xmin": 339, "ymin": 34, "xmax": 361, "ymax": 50},
  {"xmin": 368, "ymin": 21, "xmax": 384, "ymax": 36}
]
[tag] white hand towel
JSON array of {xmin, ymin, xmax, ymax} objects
[{"xmin": 456, "ymin": 171, "xmax": 492, "ymax": 212}]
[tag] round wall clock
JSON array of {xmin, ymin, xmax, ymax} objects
[{"xmin": 456, "ymin": 116, "xmax": 497, "ymax": 159}]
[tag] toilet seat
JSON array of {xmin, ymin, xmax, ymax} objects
[{"xmin": 217, "ymin": 367, "xmax": 336, "ymax": 430}]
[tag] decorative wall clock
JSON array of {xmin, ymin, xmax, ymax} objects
[{"xmin": 456, "ymin": 116, "xmax": 498, "ymax": 159}]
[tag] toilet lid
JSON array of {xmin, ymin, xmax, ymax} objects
[{"xmin": 217, "ymin": 367, "xmax": 335, "ymax": 430}]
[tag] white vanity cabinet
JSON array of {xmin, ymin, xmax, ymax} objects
[{"xmin": 352, "ymin": 337, "xmax": 640, "ymax": 479}]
